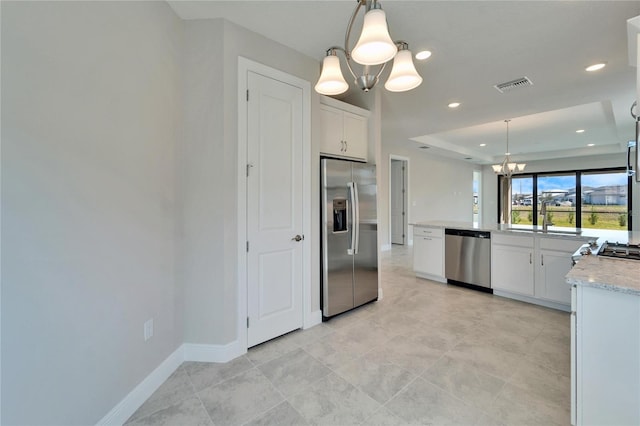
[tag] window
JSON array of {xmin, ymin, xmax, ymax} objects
[
  {"xmin": 581, "ymin": 171, "xmax": 628, "ymax": 230},
  {"xmin": 511, "ymin": 175, "xmax": 534, "ymax": 224},
  {"xmin": 498, "ymin": 167, "xmax": 631, "ymax": 230}
]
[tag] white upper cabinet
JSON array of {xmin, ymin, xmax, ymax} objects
[{"xmin": 319, "ymin": 96, "xmax": 369, "ymax": 161}]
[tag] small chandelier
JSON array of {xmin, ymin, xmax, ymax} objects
[
  {"xmin": 314, "ymin": 0, "xmax": 423, "ymax": 96},
  {"xmin": 492, "ymin": 119, "xmax": 526, "ymax": 178}
]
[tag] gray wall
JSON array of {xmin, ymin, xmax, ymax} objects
[
  {"xmin": 379, "ymin": 139, "xmax": 478, "ymax": 248},
  {"xmin": 180, "ymin": 19, "xmax": 323, "ymax": 344},
  {"xmin": 1, "ymin": 2, "xmax": 183, "ymax": 424}
]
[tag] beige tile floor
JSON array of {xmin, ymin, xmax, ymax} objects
[{"xmin": 126, "ymin": 245, "xmax": 571, "ymax": 426}]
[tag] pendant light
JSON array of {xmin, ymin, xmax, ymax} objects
[
  {"xmin": 314, "ymin": 51, "xmax": 349, "ymax": 95},
  {"xmin": 492, "ymin": 120, "xmax": 526, "ymax": 178},
  {"xmin": 351, "ymin": 8, "xmax": 397, "ymax": 65},
  {"xmin": 314, "ymin": 0, "xmax": 424, "ymax": 95},
  {"xmin": 384, "ymin": 42, "xmax": 423, "ymax": 92}
]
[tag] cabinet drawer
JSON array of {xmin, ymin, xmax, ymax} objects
[
  {"xmin": 538, "ymin": 236, "xmax": 587, "ymax": 252},
  {"xmin": 413, "ymin": 226, "xmax": 443, "ymax": 239},
  {"xmin": 492, "ymin": 233, "xmax": 534, "ymax": 248}
]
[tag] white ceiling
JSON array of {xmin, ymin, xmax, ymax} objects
[{"xmin": 168, "ymin": 1, "xmax": 640, "ymax": 164}]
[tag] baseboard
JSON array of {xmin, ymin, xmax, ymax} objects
[
  {"xmin": 183, "ymin": 340, "xmax": 245, "ymax": 363},
  {"xmin": 96, "ymin": 345, "xmax": 184, "ymax": 426},
  {"xmin": 305, "ymin": 310, "xmax": 322, "ymax": 329},
  {"xmin": 415, "ymin": 272, "xmax": 447, "ymax": 283},
  {"xmin": 493, "ymin": 290, "xmax": 571, "ymax": 312},
  {"xmin": 381, "ymin": 244, "xmax": 392, "ymax": 252},
  {"xmin": 378, "ymin": 287, "xmax": 384, "ymax": 300}
]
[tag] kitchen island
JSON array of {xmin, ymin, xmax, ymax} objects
[
  {"xmin": 412, "ymin": 221, "xmax": 594, "ymax": 311},
  {"xmin": 566, "ymin": 253, "xmax": 640, "ymax": 426}
]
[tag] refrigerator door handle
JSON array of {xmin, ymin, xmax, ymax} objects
[
  {"xmin": 353, "ymin": 181, "xmax": 360, "ymax": 255},
  {"xmin": 347, "ymin": 182, "xmax": 356, "ymax": 255}
]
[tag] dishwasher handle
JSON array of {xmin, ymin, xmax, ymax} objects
[{"xmin": 444, "ymin": 228, "xmax": 491, "ymax": 239}]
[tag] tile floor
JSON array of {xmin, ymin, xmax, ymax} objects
[{"xmin": 126, "ymin": 245, "xmax": 571, "ymax": 426}]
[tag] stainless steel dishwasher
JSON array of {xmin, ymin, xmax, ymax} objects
[{"xmin": 444, "ymin": 228, "xmax": 491, "ymax": 290}]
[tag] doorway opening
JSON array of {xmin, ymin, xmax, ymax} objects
[{"xmin": 390, "ymin": 156, "xmax": 408, "ymax": 245}]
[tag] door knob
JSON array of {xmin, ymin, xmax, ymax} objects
[{"xmin": 291, "ymin": 235, "xmax": 304, "ymax": 242}]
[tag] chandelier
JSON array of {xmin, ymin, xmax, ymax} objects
[
  {"xmin": 492, "ymin": 119, "xmax": 526, "ymax": 178},
  {"xmin": 314, "ymin": 0, "xmax": 423, "ymax": 96}
]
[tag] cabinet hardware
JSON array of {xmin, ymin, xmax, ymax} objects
[
  {"xmin": 345, "ymin": 140, "xmax": 348, "ymax": 151},
  {"xmin": 541, "ymin": 254, "xmax": 544, "ymax": 266},
  {"xmin": 530, "ymin": 253, "xmax": 532, "ymax": 264}
]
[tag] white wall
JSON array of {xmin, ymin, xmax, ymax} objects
[
  {"xmin": 181, "ymin": 19, "xmax": 322, "ymax": 345},
  {"xmin": 1, "ymin": 2, "xmax": 183, "ymax": 424},
  {"xmin": 379, "ymin": 138, "xmax": 478, "ymax": 248},
  {"xmin": 480, "ymin": 153, "xmax": 640, "ymax": 230}
]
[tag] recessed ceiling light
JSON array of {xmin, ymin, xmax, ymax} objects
[
  {"xmin": 448, "ymin": 102, "xmax": 461, "ymax": 108},
  {"xmin": 479, "ymin": 143, "xmax": 486, "ymax": 147},
  {"xmin": 576, "ymin": 129, "xmax": 585, "ymax": 133},
  {"xmin": 585, "ymin": 63, "xmax": 606, "ymax": 72},
  {"xmin": 587, "ymin": 143, "xmax": 595, "ymax": 147},
  {"xmin": 415, "ymin": 50, "xmax": 432, "ymax": 61}
]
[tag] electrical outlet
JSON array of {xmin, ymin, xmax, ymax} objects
[{"xmin": 144, "ymin": 318, "xmax": 154, "ymax": 341}]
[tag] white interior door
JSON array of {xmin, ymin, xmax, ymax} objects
[
  {"xmin": 247, "ymin": 70, "xmax": 303, "ymax": 347},
  {"xmin": 390, "ymin": 159, "xmax": 406, "ymax": 245}
]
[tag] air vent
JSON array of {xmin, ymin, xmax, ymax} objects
[
  {"xmin": 494, "ymin": 76, "xmax": 533, "ymax": 93},
  {"xmin": 419, "ymin": 145, "xmax": 430, "ymax": 149}
]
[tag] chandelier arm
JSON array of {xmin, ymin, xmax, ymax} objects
[{"xmin": 344, "ymin": 0, "xmax": 366, "ymax": 60}]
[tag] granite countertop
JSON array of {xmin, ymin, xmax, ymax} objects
[
  {"xmin": 566, "ymin": 255, "xmax": 640, "ymax": 296},
  {"xmin": 411, "ymin": 220, "xmax": 640, "ymax": 244}
]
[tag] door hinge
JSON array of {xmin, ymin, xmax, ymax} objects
[
  {"xmin": 246, "ymin": 89, "xmax": 249, "ymax": 101},
  {"xmin": 246, "ymin": 163, "xmax": 254, "ymax": 177},
  {"xmin": 247, "ymin": 317, "xmax": 250, "ymax": 328},
  {"xmin": 246, "ymin": 241, "xmax": 249, "ymax": 252}
]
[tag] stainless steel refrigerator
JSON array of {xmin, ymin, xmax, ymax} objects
[{"xmin": 321, "ymin": 158, "xmax": 378, "ymax": 320}]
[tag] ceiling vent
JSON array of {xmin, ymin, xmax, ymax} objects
[{"xmin": 494, "ymin": 76, "xmax": 533, "ymax": 93}]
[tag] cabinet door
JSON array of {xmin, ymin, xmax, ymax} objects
[
  {"xmin": 413, "ymin": 236, "xmax": 443, "ymax": 277},
  {"xmin": 319, "ymin": 105, "xmax": 344, "ymax": 157},
  {"xmin": 343, "ymin": 111, "xmax": 368, "ymax": 161},
  {"xmin": 538, "ymin": 249, "xmax": 573, "ymax": 304},
  {"xmin": 492, "ymin": 244, "xmax": 534, "ymax": 295}
]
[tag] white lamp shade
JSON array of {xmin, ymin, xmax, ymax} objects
[
  {"xmin": 351, "ymin": 9, "xmax": 397, "ymax": 66},
  {"xmin": 314, "ymin": 55, "xmax": 349, "ymax": 95},
  {"xmin": 492, "ymin": 164, "xmax": 502, "ymax": 173},
  {"xmin": 517, "ymin": 163, "xmax": 526, "ymax": 171},
  {"xmin": 507, "ymin": 163, "xmax": 517, "ymax": 172},
  {"xmin": 384, "ymin": 49, "xmax": 423, "ymax": 92}
]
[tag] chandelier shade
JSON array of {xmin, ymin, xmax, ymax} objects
[
  {"xmin": 314, "ymin": 0, "xmax": 424, "ymax": 95},
  {"xmin": 315, "ymin": 54, "xmax": 349, "ymax": 95},
  {"xmin": 351, "ymin": 9, "xmax": 397, "ymax": 66},
  {"xmin": 384, "ymin": 47, "xmax": 423, "ymax": 92}
]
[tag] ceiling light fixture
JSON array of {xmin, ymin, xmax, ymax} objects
[
  {"xmin": 585, "ymin": 63, "xmax": 606, "ymax": 72},
  {"xmin": 448, "ymin": 102, "xmax": 461, "ymax": 108},
  {"xmin": 587, "ymin": 143, "xmax": 595, "ymax": 147},
  {"xmin": 576, "ymin": 129, "xmax": 585, "ymax": 133},
  {"xmin": 314, "ymin": 0, "xmax": 422, "ymax": 95},
  {"xmin": 415, "ymin": 50, "xmax": 432, "ymax": 60},
  {"xmin": 480, "ymin": 143, "xmax": 486, "ymax": 147},
  {"xmin": 492, "ymin": 120, "xmax": 525, "ymax": 177}
]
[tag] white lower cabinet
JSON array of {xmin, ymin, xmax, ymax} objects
[
  {"xmin": 573, "ymin": 284, "xmax": 640, "ymax": 425},
  {"xmin": 535, "ymin": 237, "xmax": 584, "ymax": 306},
  {"xmin": 491, "ymin": 235, "xmax": 535, "ymax": 296},
  {"xmin": 492, "ymin": 234, "xmax": 586, "ymax": 309},
  {"xmin": 413, "ymin": 226, "xmax": 444, "ymax": 281}
]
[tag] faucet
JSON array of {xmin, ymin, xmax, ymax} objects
[{"xmin": 541, "ymin": 201, "xmax": 553, "ymax": 232}]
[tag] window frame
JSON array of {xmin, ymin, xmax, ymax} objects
[{"xmin": 497, "ymin": 167, "xmax": 632, "ymax": 230}]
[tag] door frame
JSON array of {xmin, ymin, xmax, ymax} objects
[
  {"xmin": 388, "ymin": 155, "xmax": 410, "ymax": 246},
  {"xmin": 237, "ymin": 57, "xmax": 312, "ymax": 352}
]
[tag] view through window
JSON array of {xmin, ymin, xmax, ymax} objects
[{"xmin": 501, "ymin": 168, "xmax": 630, "ymax": 230}]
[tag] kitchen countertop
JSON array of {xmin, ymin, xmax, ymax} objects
[
  {"xmin": 411, "ymin": 220, "xmax": 640, "ymax": 244},
  {"xmin": 566, "ymin": 255, "xmax": 640, "ymax": 296}
]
